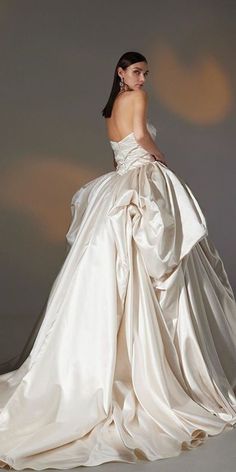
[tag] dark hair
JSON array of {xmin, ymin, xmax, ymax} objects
[{"xmin": 101, "ymin": 51, "xmax": 148, "ymax": 118}]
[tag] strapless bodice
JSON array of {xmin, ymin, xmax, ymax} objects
[{"xmin": 110, "ymin": 121, "xmax": 157, "ymax": 175}]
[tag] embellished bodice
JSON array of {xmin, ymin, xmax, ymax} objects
[{"xmin": 110, "ymin": 121, "xmax": 157, "ymax": 175}]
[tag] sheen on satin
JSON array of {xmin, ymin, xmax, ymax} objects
[{"xmin": 0, "ymin": 122, "xmax": 236, "ymax": 470}]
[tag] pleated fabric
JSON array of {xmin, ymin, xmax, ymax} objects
[{"xmin": 0, "ymin": 122, "xmax": 235, "ymax": 470}]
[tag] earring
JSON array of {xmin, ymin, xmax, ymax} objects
[{"xmin": 119, "ymin": 77, "xmax": 125, "ymax": 92}]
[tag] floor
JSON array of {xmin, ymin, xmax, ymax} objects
[{"xmin": 21, "ymin": 426, "xmax": 236, "ymax": 472}]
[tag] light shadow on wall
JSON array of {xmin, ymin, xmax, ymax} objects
[
  {"xmin": 0, "ymin": 157, "xmax": 100, "ymax": 243},
  {"xmin": 149, "ymin": 42, "xmax": 233, "ymax": 124}
]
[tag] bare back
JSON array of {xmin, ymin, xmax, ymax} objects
[{"xmin": 105, "ymin": 91, "xmax": 136, "ymax": 142}]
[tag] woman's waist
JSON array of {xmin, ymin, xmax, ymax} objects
[{"xmin": 115, "ymin": 150, "xmax": 156, "ymax": 175}]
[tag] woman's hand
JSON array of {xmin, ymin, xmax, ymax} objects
[
  {"xmin": 113, "ymin": 154, "xmax": 117, "ymax": 169},
  {"xmin": 152, "ymin": 151, "xmax": 168, "ymax": 167}
]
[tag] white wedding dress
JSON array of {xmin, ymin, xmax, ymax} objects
[{"xmin": 0, "ymin": 121, "xmax": 236, "ymax": 470}]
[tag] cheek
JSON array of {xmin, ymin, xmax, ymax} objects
[{"xmin": 129, "ymin": 73, "xmax": 136, "ymax": 81}]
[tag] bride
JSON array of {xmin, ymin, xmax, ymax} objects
[{"xmin": 0, "ymin": 50, "xmax": 236, "ymax": 470}]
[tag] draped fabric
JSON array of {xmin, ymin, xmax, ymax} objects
[{"xmin": 0, "ymin": 122, "xmax": 235, "ymax": 470}]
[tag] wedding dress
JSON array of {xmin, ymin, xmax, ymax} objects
[{"xmin": 0, "ymin": 121, "xmax": 236, "ymax": 470}]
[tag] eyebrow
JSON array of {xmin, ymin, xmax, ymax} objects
[{"xmin": 133, "ymin": 67, "xmax": 149, "ymax": 73}]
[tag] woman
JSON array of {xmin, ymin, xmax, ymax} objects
[
  {"xmin": 0, "ymin": 51, "xmax": 235, "ymax": 470},
  {"xmin": 105, "ymin": 53, "xmax": 168, "ymax": 170}
]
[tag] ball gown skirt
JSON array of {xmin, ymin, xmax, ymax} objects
[{"xmin": 0, "ymin": 122, "xmax": 235, "ymax": 470}]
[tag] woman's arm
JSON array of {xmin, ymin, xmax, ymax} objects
[{"xmin": 132, "ymin": 90, "xmax": 167, "ymax": 166}]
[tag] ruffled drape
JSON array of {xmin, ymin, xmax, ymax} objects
[{"xmin": 0, "ymin": 146, "xmax": 235, "ymax": 469}]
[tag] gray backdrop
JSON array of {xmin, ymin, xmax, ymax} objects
[{"xmin": 0, "ymin": 0, "xmax": 235, "ymax": 365}]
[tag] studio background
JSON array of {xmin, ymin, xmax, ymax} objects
[{"xmin": 0, "ymin": 0, "xmax": 235, "ymax": 365}]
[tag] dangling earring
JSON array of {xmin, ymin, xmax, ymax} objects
[{"xmin": 119, "ymin": 76, "xmax": 125, "ymax": 92}]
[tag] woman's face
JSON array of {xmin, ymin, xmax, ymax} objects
[{"xmin": 118, "ymin": 61, "xmax": 149, "ymax": 91}]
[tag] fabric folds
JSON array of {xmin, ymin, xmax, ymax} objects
[{"xmin": 0, "ymin": 121, "xmax": 235, "ymax": 469}]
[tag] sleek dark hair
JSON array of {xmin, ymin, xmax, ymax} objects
[{"xmin": 101, "ymin": 51, "xmax": 148, "ymax": 118}]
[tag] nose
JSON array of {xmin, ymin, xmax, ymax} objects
[{"xmin": 139, "ymin": 74, "xmax": 146, "ymax": 84}]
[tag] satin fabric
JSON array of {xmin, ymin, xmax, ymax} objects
[{"xmin": 0, "ymin": 121, "xmax": 236, "ymax": 470}]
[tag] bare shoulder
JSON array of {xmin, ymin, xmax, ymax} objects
[
  {"xmin": 131, "ymin": 89, "xmax": 148, "ymax": 104},
  {"xmin": 116, "ymin": 89, "xmax": 148, "ymax": 104}
]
